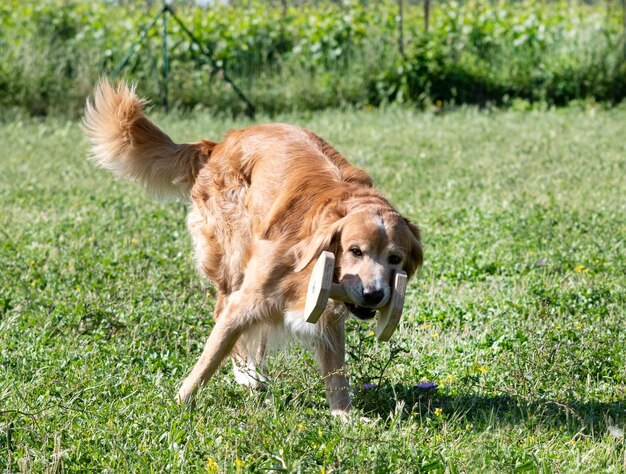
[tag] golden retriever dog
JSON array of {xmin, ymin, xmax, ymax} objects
[{"xmin": 84, "ymin": 80, "xmax": 422, "ymax": 415}]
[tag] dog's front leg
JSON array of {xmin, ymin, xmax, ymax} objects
[
  {"xmin": 316, "ymin": 320, "xmax": 352, "ymax": 416},
  {"xmin": 177, "ymin": 292, "xmax": 252, "ymax": 405}
]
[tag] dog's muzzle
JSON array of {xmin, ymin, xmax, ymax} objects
[{"xmin": 304, "ymin": 252, "xmax": 407, "ymax": 340}]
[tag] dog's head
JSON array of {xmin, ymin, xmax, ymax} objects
[{"xmin": 294, "ymin": 204, "xmax": 422, "ymax": 320}]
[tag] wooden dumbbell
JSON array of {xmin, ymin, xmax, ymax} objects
[
  {"xmin": 375, "ymin": 270, "xmax": 407, "ymax": 341},
  {"xmin": 303, "ymin": 251, "xmax": 407, "ymax": 341}
]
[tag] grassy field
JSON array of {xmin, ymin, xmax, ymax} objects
[{"xmin": 1, "ymin": 106, "xmax": 625, "ymax": 472}]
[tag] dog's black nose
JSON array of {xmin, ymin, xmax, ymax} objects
[{"xmin": 362, "ymin": 289, "xmax": 385, "ymax": 306}]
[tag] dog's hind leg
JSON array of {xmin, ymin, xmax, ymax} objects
[
  {"xmin": 212, "ymin": 292, "xmax": 269, "ymax": 389},
  {"xmin": 231, "ymin": 328, "xmax": 268, "ymax": 390},
  {"xmin": 213, "ymin": 292, "xmax": 267, "ymax": 389}
]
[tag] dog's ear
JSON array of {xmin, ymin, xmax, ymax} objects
[
  {"xmin": 292, "ymin": 218, "xmax": 345, "ymax": 272},
  {"xmin": 402, "ymin": 218, "xmax": 423, "ymax": 279}
]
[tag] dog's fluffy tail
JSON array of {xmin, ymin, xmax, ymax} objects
[{"xmin": 83, "ymin": 78, "xmax": 215, "ymax": 199}]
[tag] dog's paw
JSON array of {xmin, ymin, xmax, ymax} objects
[
  {"xmin": 232, "ymin": 362, "xmax": 269, "ymax": 390},
  {"xmin": 331, "ymin": 409, "xmax": 373, "ymax": 424},
  {"xmin": 176, "ymin": 382, "xmax": 196, "ymax": 407},
  {"xmin": 330, "ymin": 408, "xmax": 351, "ymax": 421}
]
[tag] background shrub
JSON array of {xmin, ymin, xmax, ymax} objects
[{"xmin": 0, "ymin": 0, "xmax": 624, "ymax": 117}]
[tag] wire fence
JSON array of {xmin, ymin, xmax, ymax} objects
[
  {"xmin": 111, "ymin": 0, "xmax": 626, "ymax": 114},
  {"xmin": 1, "ymin": 0, "xmax": 625, "ymax": 116}
]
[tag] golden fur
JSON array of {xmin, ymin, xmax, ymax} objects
[{"xmin": 84, "ymin": 79, "xmax": 423, "ymax": 414}]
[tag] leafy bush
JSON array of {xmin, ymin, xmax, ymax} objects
[{"xmin": 0, "ymin": 0, "xmax": 624, "ymax": 117}]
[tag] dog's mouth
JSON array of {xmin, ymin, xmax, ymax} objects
[{"xmin": 345, "ymin": 302, "xmax": 377, "ymax": 320}]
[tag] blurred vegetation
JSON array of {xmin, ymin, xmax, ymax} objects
[{"xmin": 0, "ymin": 0, "xmax": 625, "ymax": 117}]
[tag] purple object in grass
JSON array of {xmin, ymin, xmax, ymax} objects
[
  {"xmin": 536, "ymin": 259, "xmax": 547, "ymax": 267},
  {"xmin": 362, "ymin": 383, "xmax": 378, "ymax": 390},
  {"xmin": 416, "ymin": 381, "xmax": 437, "ymax": 390}
]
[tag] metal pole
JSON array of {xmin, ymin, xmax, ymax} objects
[
  {"xmin": 161, "ymin": 0, "xmax": 169, "ymax": 112},
  {"xmin": 397, "ymin": 0, "xmax": 404, "ymax": 58}
]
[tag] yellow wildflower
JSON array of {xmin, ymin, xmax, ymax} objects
[
  {"xmin": 440, "ymin": 374, "xmax": 456, "ymax": 386},
  {"xmin": 575, "ymin": 264, "xmax": 589, "ymax": 273},
  {"xmin": 207, "ymin": 458, "xmax": 219, "ymax": 473}
]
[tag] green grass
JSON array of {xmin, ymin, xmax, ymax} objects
[{"xmin": 1, "ymin": 106, "xmax": 625, "ymax": 472}]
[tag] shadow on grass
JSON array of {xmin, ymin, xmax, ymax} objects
[{"xmin": 354, "ymin": 382, "xmax": 626, "ymax": 438}]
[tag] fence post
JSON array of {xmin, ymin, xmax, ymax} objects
[
  {"xmin": 397, "ymin": 0, "xmax": 405, "ymax": 57},
  {"xmin": 161, "ymin": 0, "xmax": 169, "ymax": 112},
  {"xmin": 424, "ymin": 0, "xmax": 430, "ymax": 33},
  {"xmin": 281, "ymin": 0, "xmax": 287, "ymax": 19}
]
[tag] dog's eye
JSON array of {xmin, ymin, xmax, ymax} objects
[
  {"xmin": 388, "ymin": 255, "xmax": 402, "ymax": 265},
  {"xmin": 350, "ymin": 247, "xmax": 363, "ymax": 257}
]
